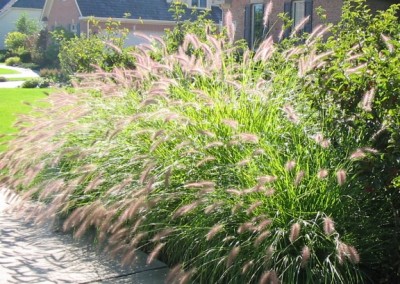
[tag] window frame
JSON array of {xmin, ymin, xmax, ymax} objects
[
  {"xmin": 244, "ymin": 3, "xmax": 266, "ymax": 49},
  {"xmin": 283, "ymin": 0, "xmax": 313, "ymax": 38},
  {"xmin": 190, "ymin": 0, "xmax": 209, "ymax": 9},
  {"xmin": 292, "ymin": 0, "xmax": 306, "ymax": 29}
]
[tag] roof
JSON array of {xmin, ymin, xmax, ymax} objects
[
  {"xmin": 12, "ymin": 0, "xmax": 45, "ymax": 9},
  {"xmin": 0, "ymin": 0, "xmax": 12, "ymax": 11},
  {"xmin": 76, "ymin": 0, "xmax": 222, "ymax": 23}
]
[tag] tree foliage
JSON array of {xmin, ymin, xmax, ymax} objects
[
  {"xmin": 4, "ymin": 32, "xmax": 27, "ymax": 53},
  {"xmin": 15, "ymin": 13, "xmax": 40, "ymax": 35},
  {"xmin": 57, "ymin": 19, "xmax": 135, "ymax": 75}
]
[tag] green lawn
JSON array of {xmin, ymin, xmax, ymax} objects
[
  {"xmin": 4, "ymin": 77, "xmax": 36, "ymax": 81},
  {"xmin": 0, "ymin": 67, "xmax": 20, "ymax": 75},
  {"xmin": 0, "ymin": 88, "xmax": 50, "ymax": 151}
]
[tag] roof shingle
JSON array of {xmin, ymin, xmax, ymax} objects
[
  {"xmin": 12, "ymin": 0, "xmax": 45, "ymax": 9},
  {"xmin": 0, "ymin": 0, "xmax": 12, "ymax": 11},
  {"xmin": 76, "ymin": 0, "xmax": 222, "ymax": 23}
]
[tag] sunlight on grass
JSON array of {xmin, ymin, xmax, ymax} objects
[
  {"xmin": 0, "ymin": 67, "xmax": 20, "ymax": 75},
  {"xmin": 0, "ymin": 88, "xmax": 50, "ymax": 151},
  {"xmin": 5, "ymin": 77, "xmax": 36, "ymax": 82}
]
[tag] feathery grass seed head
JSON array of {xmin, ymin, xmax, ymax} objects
[
  {"xmin": 226, "ymin": 246, "xmax": 240, "ymax": 268},
  {"xmin": 241, "ymin": 260, "xmax": 254, "ymax": 274},
  {"xmin": 259, "ymin": 270, "xmax": 279, "ymax": 284},
  {"xmin": 323, "ymin": 217, "xmax": 335, "ymax": 235},
  {"xmin": 317, "ymin": 169, "xmax": 328, "ymax": 179},
  {"xmin": 147, "ymin": 243, "xmax": 165, "ymax": 264},
  {"xmin": 257, "ymin": 175, "xmax": 277, "ymax": 185},
  {"xmin": 294, "ymin": 171, "xmax": 305, "ymax": 186},
  {"xmin": 285, "ymin": 160, "xmax": 296, "ymax": 171},
  {"xmin": 289, "ymin": 222, "xmax": 301, "ymax": 243},
  {"xmin": 254, "ymin": 230, "xmax": 271, "ymax": 247},
  {"xmin": 222, "ymin": 119, "xmax": 239, "ymax": 129},
  {"xmin": 350, "ymin": 149, "xmax": 366, "ymax": 160},
  {"xmin": 206, "ymin": 223, "xmax": 224, "ymax": 241},
  {"xmin": 301, "ymin": 246, "xmax": 311, "ymax": 267},
  {"xmin": 336, "ymin": 169, "xmax": 347, "ymax": 186},
  {"xmin": 347, "ymin": 245, "xmax": 360, "ymax": 264},
  {"xmin": 235, "ymin": 133, "xmax": 259, "ymax": 144}
]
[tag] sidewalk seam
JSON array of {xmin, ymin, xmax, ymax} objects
[{"xmin": 78, "ymin": 265, "xmax": 168, "ymax": 284}]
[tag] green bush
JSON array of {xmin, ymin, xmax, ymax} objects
[
  {"xmin": 18, "ymin": 62, "xmax": 39, "ymax": 70},
  {"xmin": 30, "ymin": 28, "xmax": 65, "ymax": 68},
  {"xmin": 39, "ymin": 68, "xmax": 66, "ymax": 82},
  {"xmin": 1, "ymin": 1, "xmax": 400, "ymax": 283},
  {"xmin": 0, "ymin": 77, "xmax": 7, "ymax": 82},
  {"xmin": 5, "ymin": 56, "xmax": 21, "ymax": 66},
  {"xmin": 4, "ymin": 32, "xmax": 27, "ymax": 53},
  {"xmin": 280, "ymin": 1, "xmax": 400, "ymax": 280},
  {"xmin": 18, "ymin": 50, "xmax": 31, "ymax": 63},
  {"xmin": 58, "ymin": 19, "xmax": 135, "ymax": 75},
  {"xmin": 21, "ymin": 78, "xmax": 50, "ymax": 88}
]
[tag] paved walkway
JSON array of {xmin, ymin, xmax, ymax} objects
[
  {"xmin": 0, "ymin": 187, "xmax": 168, "ymax": 284},
  {"xmin": 0, "ymin": 64, "xmax": 39, "ymax": 88}
]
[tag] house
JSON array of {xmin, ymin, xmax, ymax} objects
[
  {"xmin": 40, "ymin": 0, "xmax": 399, "ymax": 49},
  {"xmin": 0, "ymin": 0, "xmax": 45, "ymax": 49},
  {"xmin": 224, "ymin": 0, "xmax": 399, "ymax": 49},
  {"xmin": 41, "ymin": 0, "xmax": 223, "ymax": 46}
]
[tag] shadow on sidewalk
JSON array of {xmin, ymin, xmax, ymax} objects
[{"xmin": 0, "ymin": 188, "xmax": 168, "ymax": 284}]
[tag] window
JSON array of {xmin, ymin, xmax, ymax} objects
[
  {"xmin": 70, "ymin": 24, "xmax": 77, "ymax": 33},
  {"xmin": 283, "ymin": 0, "xmax": 313, "ymax": 37},
  {"xmin": 244, "ymin": 3, "xmax": 266, "ymax": 49},
  {"xmin": 191, "ymin": 0, "xmax": 207, "ymax": 8},
  {"xmin": 68, "ymin": 22, "xmax": 80, "ymax": 35},
  {"xmin": 292, "ymin": 1, "xmax": 306, "ymax": 28}
]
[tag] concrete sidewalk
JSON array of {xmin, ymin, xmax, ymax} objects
[
  {"xmin": 0, "ymin": 81, "xmax": 25, "ymax": 88},
  {"xmin": 0, "ymin": 64, "xmax": 39, "ymax": 79},
  {"xmin": 0, "ymin": 64, "xmax": 39, "ymax": 88},
  {"xmin": 0, "ymin": 187, "xmax": 168, "ymax": 284}
]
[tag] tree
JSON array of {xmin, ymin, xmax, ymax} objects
[
  {"xmin": 15, "ymin": 13, "xmax": 40, "ymax": 35},
  {"xmin": 4, "ymin": 31, "xmax": 27, "ymax": 53}
]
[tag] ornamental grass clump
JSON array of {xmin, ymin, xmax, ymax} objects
[
  {"xmin": 1, "ymin": 1, "xmax": 398, "ymax": 282},
  {"xmin": 0, "ymin": 41, "xmax": 360, "ymax": 283}
]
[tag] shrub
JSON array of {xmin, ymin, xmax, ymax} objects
[
  {"xmin": 5, "ymin": 56, "xmax": 21, "ymax": 66},
  {"xmin": 0, "ymin": 77, "xmax": 7, "ymax": 82},
  {"xmin": 18, "ymin": 50, "xmax": 31, "ymax": 63},
  {"xmin": 58, "ymin": 19, "xmax": 135, "ymax": 75},
  {"xmin": 58, "ymin": 35, "xmax": 105, "ymax": 74},
  {"xmin": 4, "ymin": 32, "xmax": 27, "ymax": 53},
  {"xmin": 21, "ymin": 78, "xmax": 50, "ymax": 88},
  {"xmin": 30, "ymin": 28, "xmax": 64, "ymax": 68},
  {"xmin": 41, "ymin": 68, "xmax": 68, "ymax": 84},
  {"xmin": 284, "ymin": 1, "xmax": 400, "ymax": 280},
  {"xmin": 39, "ymin": 68, "xmax": 65, "ymax": 82},
  {"xmin": 19, "ymin": 62, "xmax": 39, "ymax": 70}
]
